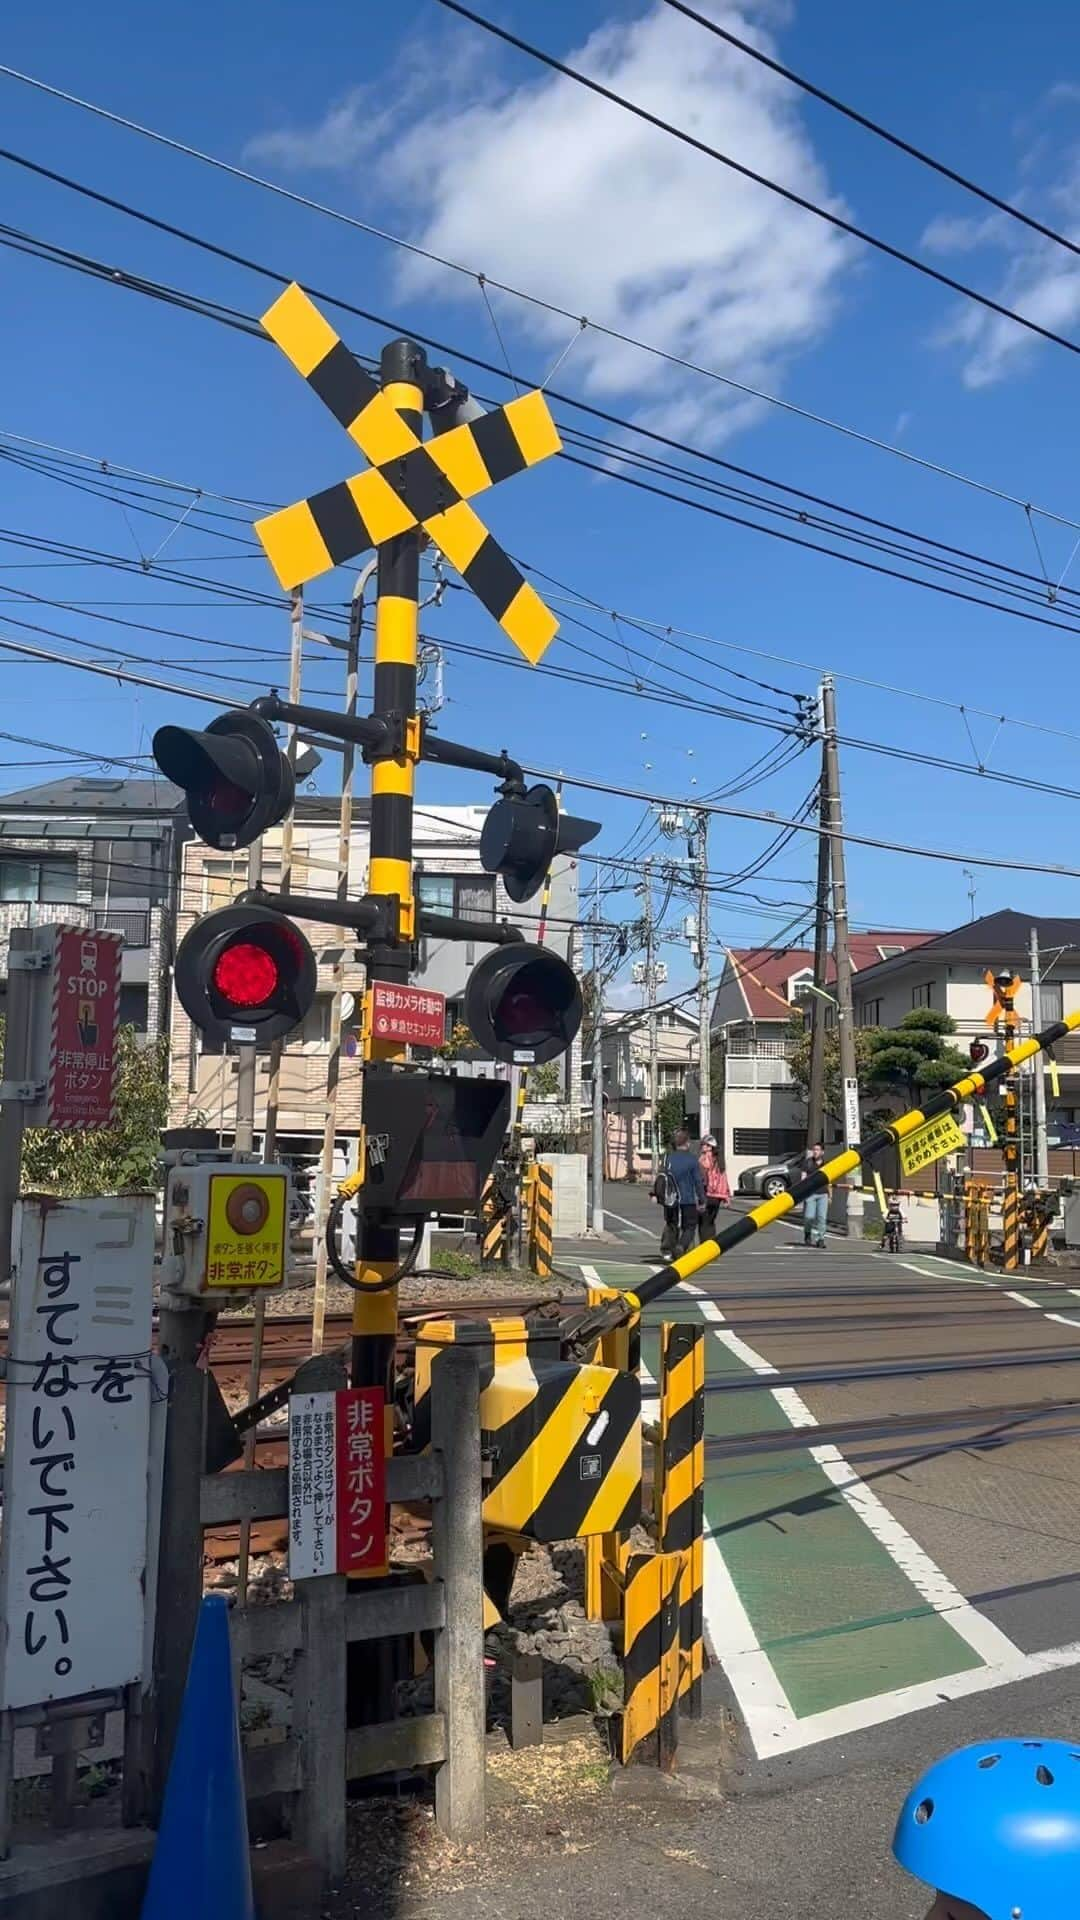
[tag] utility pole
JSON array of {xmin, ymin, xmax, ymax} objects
[
  {"xmin": 643, "ymin": 856, "xmax": 660, "ymax": 1177},
  {"xmin": 352, "ymin": 337, "xmax": 424, "ymax": 1396},
  {"xmin": 805, "ymin": 749, "xmax": 831, "ymax": 1147},
  {"xmin": 821, "ymin": 677, "xmax": 859, "ymax": 1157},
  {"xmin": 692, "ymin": 809, "xmax": 711, "ymax": 1142},
  {"xmin": 590, "ymin": 868, "xmax": 605, "ymax": 1233},
  {"xmin": 312, "ymin": 558, "xmax": 375, "ymax": 1354},
  {"xmin": 1030, "ymin": 926, "xmax": 1050, "ymax": 1189}
]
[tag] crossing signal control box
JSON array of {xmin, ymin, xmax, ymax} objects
[{"xmin": 162, "ymin": 1162, "xmax": 291, "ymax": 1300}]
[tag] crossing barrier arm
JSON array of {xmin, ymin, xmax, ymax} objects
[{"xmin": 564, "ymin": 1009, "xmax": 1080, "ymax": 1353}]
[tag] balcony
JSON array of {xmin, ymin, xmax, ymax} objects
[
  {"xmin": 0, "ymin": 900, "xmax": 150, "ymax": 947},
  {"xmin": 723, "ymin": 1039, "xmax": 794, "ymax": 1089}
]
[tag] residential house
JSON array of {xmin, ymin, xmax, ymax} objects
[
  {"xmin": 168, "ymin": 799, "xmax": 583, "ymax": 1169},
  {"xmin": 712, "ymin": 931, "xmax": 934, "ymax": 1187},
  {"xmin": 849, "ymin": 909, "xmax": 1080, "ymax": 1186},
  {"xmin": 601, "ymin": 1002, "xmax": 699, "ymax": 1179},
  {"xmin": 0, "ymin": 774, "xmax": 184, "ymax": 1040}
]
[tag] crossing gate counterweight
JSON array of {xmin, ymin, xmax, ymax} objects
[{"xmin": 255, "ymin": 284, "xmax": 561, "ymax": 662}]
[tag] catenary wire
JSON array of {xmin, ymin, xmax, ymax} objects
[
  {"xmin": 661, "ymin": 0, "xmax": 1080, "ymax": 265},
  {"xmin": 4, "ymin": 78, "xmax": 1080, "ymax": 537},
  {"xmin": 434, "ymin": 0, "xmax": 1080, "ymax": 362}
]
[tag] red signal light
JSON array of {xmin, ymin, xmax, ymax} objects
[{"xmin": 212, "ymin": 942, "xmax": 280, "ymax": 1008}]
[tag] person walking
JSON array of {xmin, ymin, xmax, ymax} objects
[
  {"xmin": 658, "ymin": 1127, "xmax": 706, "ymax": 1258},
  {"xmin": 797, "ymin": 1142, "xmax": 828, "ymax": 1248},
  {"xmin": 698, "ymin": 1135, "xmax": 731, "ymax": 1242}
]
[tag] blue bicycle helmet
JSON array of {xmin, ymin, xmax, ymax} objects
[{"xmin": 893, "ymin": 1738, "xmax": 1080, "ymax": 1919}]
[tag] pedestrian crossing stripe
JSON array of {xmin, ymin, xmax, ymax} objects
[{"xmin": 253, "ymin": 283, "xmax": 561, "ymax": 664}]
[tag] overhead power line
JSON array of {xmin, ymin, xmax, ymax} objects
[
  {"xmin": 522, "ymin": 762, "xmax": 1080, "ymax": 884},
  {"xmin": 434, "ymin": 0, "xmax": 1080, "ymax": 362},
  {"xmin": 9, "ymin": 203, "xmax": 1080, "ymax": 660},
  {"xmin": 10, "ymin": 422, "xmax": 1080, "ymax": 761},
  {"xmin": 2, "ymin": 90, "xmax": 1080, "ymax": 534},
  {"xmin": 662, "ymin": 0, "xmax": 1080, "ymax": 264}
]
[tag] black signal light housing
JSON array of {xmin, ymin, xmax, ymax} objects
[
  {"xmin": 480, "ymin": 783, "xmax": 600, "ymax": 903},
  {"xmin": 173, "ymin": 903, "xmax": 317, "ymax": 1048},
  {"xmin": 463, "ymin": 942, "xmax": 582, "ymax": 1065},
  {"xmin": 153, "ymin": 711, "xmax": 294, "ymax": 851}
]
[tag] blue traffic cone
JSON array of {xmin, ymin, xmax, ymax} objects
[{"xmin": 142, "ymin": 1593, "xmax": 254, "ymax": 1919}]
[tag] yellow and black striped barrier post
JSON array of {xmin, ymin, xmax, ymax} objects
[
  {"xmin": 964, "ymin": 1180, "xmax": 991, "ymax": 1267},
  {"xmin": 564, "ymin": 1008, "xmax": 1080, "ymax": 1354},
  {"xmin": 1029, "ymin": 1192, "xmax": 1052, "ymax": 1262},
  {"xmin": 618, "ymin": 1549, "xmax": 683, "ymax": 1769},
  {"xmin": 1001, "ymin": 1181, "xmax": 1020, "ymax": 1272},
  {"xmin": 659, "ymin": 1323, "xmax": 705, "ymax": 1719},
  {"xmin": 529, "ymin": 1161, "xmax": 554, "ymax": 1278},
  {"xmin": 478, "ymin": 1171, "xmax": 513, "ymax": 1268},
  {"xmin": 583, "ymin": 1281, "xmax": 641, "ymax": 1623}
]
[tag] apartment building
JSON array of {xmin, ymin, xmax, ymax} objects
[{"xmin": 600, "ymin": 1002, "xmax": 699, "ymax": 1178}]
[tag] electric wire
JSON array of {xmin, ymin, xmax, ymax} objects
[{"xmin": 434, "ymin": 0, "xmax": 1080, "ymax": 361}]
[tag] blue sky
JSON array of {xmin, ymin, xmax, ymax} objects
[{"xmin": 3, "ymin": 0, "xmax": 1080, "ymax": 1003}]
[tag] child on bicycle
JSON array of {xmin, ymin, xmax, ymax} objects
[{"xmin": 882, "ymin": 1191, "xmax": 904, "ymax": 1253}]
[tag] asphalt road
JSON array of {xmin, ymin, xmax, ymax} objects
[{"xmin": 560, "ymin": 1180, "xmax": 1080, "ymax": 1795}]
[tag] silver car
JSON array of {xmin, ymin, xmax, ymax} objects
[{"xmin": 737, "ymin": 1153, "xmax": 804, "ymax": 1201}]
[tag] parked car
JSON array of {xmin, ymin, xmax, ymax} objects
[{"xmin": 737, "ymin": 1153, "xmax": 804, "ymax": 1200}]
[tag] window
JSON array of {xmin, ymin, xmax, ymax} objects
[
  {"xmin": 858, "ymin": 998, "xmax": 882, "ymax": 1027},
  {"xmin": 787, "ymin": 967, "xmax": 814, "ymax": 1005},
  {"xmin": 1041, "ymin": 981, "xmax": 1064, "ymax": 1023},
  {"xmin": 0, "ymin": 856, "xmax": 76, "ymax": 903},
  {"xmin": 638, "ymin": 1118, "xmax": 653, "ymax": 1152},
  {"xmin": 911, "ymin": 982, "xmax": 934, "ymax": 1009},
  {"xmin": 416, "ymin": 872, "xmax": 496, "ymax": 921},
  {"xmin": 733, "ymin": 1127, "xmax": 804, "ymax": 1157},
  {"xmin": 295, "ymin": 995, "xmax": 332, "ymax": 1047},
  {"xmin": 203, "ymin": 858, "xmax": 280, "ymax": 912}
]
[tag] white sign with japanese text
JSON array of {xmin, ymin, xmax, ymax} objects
[
  {"xmin": 0, "ymin": 1197, "xmax": 156, "ymax": 1710},
  {"xmin": 288, "ymin": 1392, "xmax": 338, "ymax": 1580}
]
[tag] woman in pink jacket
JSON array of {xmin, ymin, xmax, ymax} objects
[{"xmin": 698, "ymin": 1135, "xmax": 731, "ymax": 1241}]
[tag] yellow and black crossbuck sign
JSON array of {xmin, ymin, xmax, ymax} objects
[{"xmin": 254, "ymin": 283, "xmax": 562, "ymax": 664}]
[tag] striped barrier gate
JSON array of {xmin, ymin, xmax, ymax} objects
[{"xmin": 478, "ymin": 1171, "xmax": 514, "ymax": 1269}]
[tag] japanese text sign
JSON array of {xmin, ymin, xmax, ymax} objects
[
  {"xmin": 369, "ymin": 981, "xmax": 445, "ymax": 1050},
  {"xmin": 204, "ymin": 1171, "xmax": 287, "ymax": 1291},
  {"xmin": 898, "ymin": 1112, "xmax": 967, "ymax": 1179},
  {"xmin": 40, "ymin": 927, "xmax": 123, "ymax": 1131},
  {"xmin": 0, "ymin": 1196, "xmax": 155, "ymax": 1710},
  {"xmin": 288, "ymin": 1386, "xmax": 387, "ymax": 1579}
]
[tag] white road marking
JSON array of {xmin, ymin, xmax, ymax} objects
[
  {"xmin": 601, "ymin": 1208, "xmax": 656, "ymax": 1240},
  {"xmin": 672, "ymin": 1276, "xmax": 1035, "ymax": 1755},
  {"xmin": 903, "ymin": 1252, "xmax": 1080, "ymax": 1343}
]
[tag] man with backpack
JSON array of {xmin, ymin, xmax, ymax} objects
[{"xmin": 653, "ymin": 1127, "xmax": 706, "ymax": 1258}]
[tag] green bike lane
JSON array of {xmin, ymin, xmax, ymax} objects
[{"xmin": 581, "ymin": 1257, "xmax": 1071, "ymax": 1756}]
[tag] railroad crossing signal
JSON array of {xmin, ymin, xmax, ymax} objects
[
  {"xmin": 253, "ymin": 284, "xmax": 562, "ymax": 664},
  {"xmin": 173, "ymin": 903, "xmax": 317, "ymax": 1048}
]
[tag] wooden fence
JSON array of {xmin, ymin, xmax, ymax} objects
[{"xmin": 168, "ymin": 1345, "xmax": 486, "ymax": 1882}]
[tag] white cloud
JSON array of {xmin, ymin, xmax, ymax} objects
[
  {"xmin": 922, "ymin": 139, "xmax": 1080, "ymax": 389},
  {"xmin": 246, "ymin": 2, "xmax": 852, "ymax": 445}
]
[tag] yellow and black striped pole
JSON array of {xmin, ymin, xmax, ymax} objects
[
  {"xmin": 659, "ymin": 1323, "xmax": 705, "ymax": 1718},
  {"xmin": 567, "ymin": 1008, "xmax": 1080, "ymax": 1350},
  {"xmin": 352, "ymin": 335, "xmax": 424, "ymax": 1396}
]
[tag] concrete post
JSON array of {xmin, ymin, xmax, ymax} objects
[{"xmin": 431, "ymin": 1346, "xmax": 486, "ymax": 1842}]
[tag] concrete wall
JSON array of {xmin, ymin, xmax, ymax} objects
[{"xmin": 540, "ymin": 1152, "xmax": 588, "ymax": 1238}]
